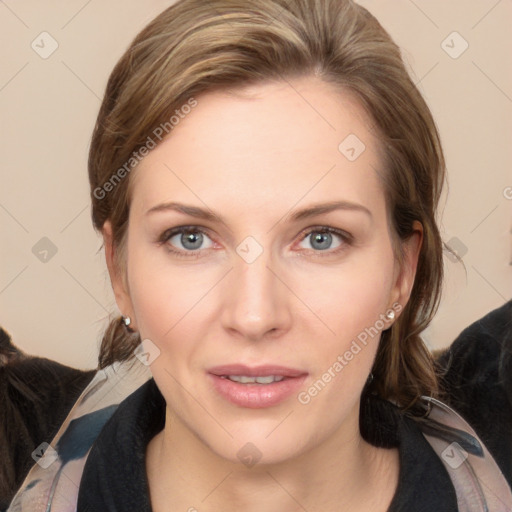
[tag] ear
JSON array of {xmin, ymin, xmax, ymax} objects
[
  {"xmin": 390, "ymin": 220, "xmax": 423, "ymax": 316},
  {"xmin": 102, "ymin": 220, "xmax": 135, "ymax": 327}
]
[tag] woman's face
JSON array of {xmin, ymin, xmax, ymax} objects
[{"xmin": 105, "ymin": 75, "xmax": 420, "ymax": 465}]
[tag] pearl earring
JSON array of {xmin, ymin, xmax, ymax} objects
[
  {"xmin": 122, "ymin": 315, "xmax": 135, "ymax": 333},
  {"xmin": 385, "ymin": 310, "xmax": 395, "ymax": 321}
]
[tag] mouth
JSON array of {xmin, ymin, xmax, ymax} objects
[
  {"xmin": 207, "ymin": 364, "xmax": 308, "ymax": 408},
  {"xmin": 219, "ymin": 375, "xmax": 287, "ymax": 384},
  {"xmin": 208, "ymin": 364, "xmax": 307, "ymax": 379}
]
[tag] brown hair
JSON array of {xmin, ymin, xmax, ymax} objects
[{"xmin": 89, "ymin": 0, "xmax": 445, "ymax": 412}]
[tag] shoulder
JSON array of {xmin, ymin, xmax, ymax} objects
[
  {"xmin": 77, "ymin": 377, "xmax": 163, "ymax": 511},
  {"xmin": 436, "ymin": 300, "xmax": 512, "ymax": 486},
  {"xmin": 0, "ymin": 327, "xmax": 95, "ymax": 510},
  {"xmin": 361, "ymin": 393, "xmax": 458, "ymax": 511},
  {"xmin": 6, "ymin": 358, "xmax": 152, "ymax": 512}
]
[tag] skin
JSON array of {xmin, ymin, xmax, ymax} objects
[{"xmin": 103, "ymin": 75, "xmax": 422, "ymax": 512}]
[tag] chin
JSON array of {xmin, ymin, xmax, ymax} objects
[{"xmin": 201, "ymin": 423, "xmax": 314, "ymax": 469}]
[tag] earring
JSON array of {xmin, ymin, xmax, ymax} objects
[
  {"xmin": 366, "ymin": 372, "xmax": 374, "ymax": 385},
  {"xmin": 385, "ymin": 310, "xmax": 395, "ymax": 321},
  {"xmin": 121, "ymin": 315, "xmax": 135, "ymax": 333}
]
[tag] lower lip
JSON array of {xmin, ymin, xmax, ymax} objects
[{"xmin": 208, "ymin": 374, "xmax": 308, "ymax": 409}]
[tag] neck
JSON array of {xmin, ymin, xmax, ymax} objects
[{"xmin": 146, "ymin": 402, "xmax": 399, "ymax": 512}]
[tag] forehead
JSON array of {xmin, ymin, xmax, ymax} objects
[{"xmin": 129, "ymin": 76, "xmax": 386, "ymax": 218}]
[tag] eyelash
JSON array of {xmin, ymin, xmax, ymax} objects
[{"xmin": 157, "ymin": 225, "xmax": 353, "ymax": 259}]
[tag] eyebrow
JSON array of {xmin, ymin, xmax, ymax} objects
[{"xmin": 145, "ymin": 200, "xmax": 372, "ymax": 223}]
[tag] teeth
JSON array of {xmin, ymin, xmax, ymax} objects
[{"xmin": 225, "ymin": 375, "xmax": 285, "ymax": 384}]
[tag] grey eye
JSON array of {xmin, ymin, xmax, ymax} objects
[
  {"xmin": 310, "ymin": 232, "xmax": 332, "ymax": 250},
  {"xmin": 299, "ymin": 230, "xmax": 343, "ymax": 251},
  {"xmin": 169, "ymin": 230, "xmax": 213, "ymax": 251}
]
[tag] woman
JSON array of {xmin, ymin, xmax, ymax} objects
[{"xmin": 7, "ymin": 0, "xmax": 512, "ymax": 511}]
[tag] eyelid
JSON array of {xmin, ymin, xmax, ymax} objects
[
  {"xmin": 297, "ymin": 225, "xmax": 353, "ymax": 244},
  {"xmin": 157, "ymin": 225, "xmax": 215, "ymax": 250}
]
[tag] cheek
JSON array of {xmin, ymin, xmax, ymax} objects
[
  {"xmin": 124, "ymin": 239, "xmax": 227, "ymax": 379},
  {"xmin": 126, "ymin": 241, "xmax": 193, "ymax": 339},
  {"xmin": 304, "ymin": 244, "xmax": 396, "ymax": 341},
  {"xmin": 298, "ymin": 244, "xmax": 395, "ymax": 395}
]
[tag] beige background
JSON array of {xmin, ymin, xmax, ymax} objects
[{"xmin": 1, "ymin": 0, "xmax": 511, "ymax": 370}]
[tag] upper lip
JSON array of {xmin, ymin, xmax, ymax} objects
[{"xmin": 208, "ymin": 364, "xmax": 307, "ymax": 378}]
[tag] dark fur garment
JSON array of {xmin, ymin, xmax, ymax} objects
[{"xmin": 0, "ymin": 328, "xmax": 95, "ymax": 510}]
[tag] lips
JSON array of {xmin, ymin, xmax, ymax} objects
[
  {"xmin": 207, "ymin": 364, "xmax": 308, "ymax": 408},
  {"xmin": 208, "ymin": 364, "xmax": 307, "ymax": 378}
]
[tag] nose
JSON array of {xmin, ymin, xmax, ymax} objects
[{"xmin": 220, "ymin": 243, "xmax": 292, "ymax": 342}]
